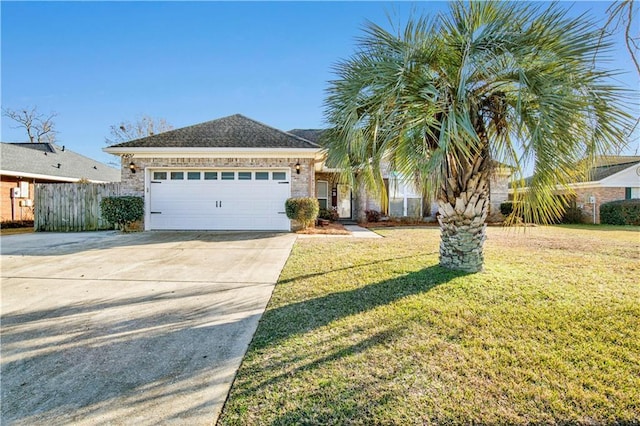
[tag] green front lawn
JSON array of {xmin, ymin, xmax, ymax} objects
[{"xmin": 218, "ymin": 226, "xmax": 640, "ymax": 425}]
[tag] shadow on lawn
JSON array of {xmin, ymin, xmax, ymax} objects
[
  {"xmin": 252, "ymin": 264, "xmax": 467, "ymax": 352},
  {"xmin": 225, "ymin": 264, "xmax": 468, "ymax": 412}
]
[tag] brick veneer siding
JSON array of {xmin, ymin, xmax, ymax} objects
[
  {"xmin": 573, "ymin": 186, "xmax": 626, "ymax": 224},
  {"xmin": 119, "ymin": 156, "xmax": 315, "ymax": 228},
  {"xmin": 1, "ymin": 176, "xmax": 54, "ymax": 222}
]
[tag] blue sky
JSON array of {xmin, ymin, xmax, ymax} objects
[{"xmin": 2, "ymin": 1, "xmax": 638, "ymax": 166}]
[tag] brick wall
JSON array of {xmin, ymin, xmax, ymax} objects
[
  {"xmin": 120, "ymin": 156, "xmax": 314, "ymax": 199},
  {"xmin": 573, "ymin": 186, "xmax": 626, "ymax": 224},
  {"xmin": 1, "ymin": 176, "xmax": 35, "ymax": 221}
]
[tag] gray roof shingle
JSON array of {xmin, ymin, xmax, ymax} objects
[
  {"xmin": 1, "ymin": 142, "xmax": 120, "ymax": 182},
  {"xmin": 517, "ymin": 156, "xmax": 640, "ymax": 187},
  {"xmin": 588, "ymin": 156, "xmax": 640, "ymax": 181},
  {"xmin": 108, "ymin": 114, "xmax": 319, "ymax": 149},
  {"xmin": 288, "ymin": 129, "xmax": 326, "ymax": 144}
]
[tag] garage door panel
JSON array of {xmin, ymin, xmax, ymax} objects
[{"xmin": 149, "ymin": 170, "xmax": 291, "ymax": 231}]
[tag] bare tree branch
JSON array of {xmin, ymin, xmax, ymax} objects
[
  {"xmin": 105, "ymin": 115, "xmax": 173, "ymax": 145},
  {"xmin": 2, "ymin": 106, "xmax": 58, "ymax": 143}
]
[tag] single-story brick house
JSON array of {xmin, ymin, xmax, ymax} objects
[
  {"xmin": 1, "ymin": 142, "xmax": 120, "ymax": 222},
  {"xmin": 105, "ymin": 114, "xmax": 511, "ymax": 231},
  {"xmin": 509, "ymin": 156, "xmax": 640, "ymax": 224},
  {"xmin": 564, "ymin": 156, "xmax": 639, "ymax": 223}
]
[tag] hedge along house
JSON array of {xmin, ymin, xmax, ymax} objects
[{"xmin": 104, "ymin": 115, "xmax": 323, "ymax": 231}]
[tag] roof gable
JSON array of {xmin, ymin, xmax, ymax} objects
[
  {"xmin": 1, "ymin": 142, "xmax": 120, "ymax": 182},
  {"xmin": 108, "ymin": 114, "xmax": 319, "ymax": 149}
]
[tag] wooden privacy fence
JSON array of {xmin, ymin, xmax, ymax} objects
[{"xmin": 34, "ymin": 183, "xmax": 122, "ymax": 231}]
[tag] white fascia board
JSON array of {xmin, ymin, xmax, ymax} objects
[
  {"xmin": 103, "ymin": 147, "xmax": 322, "ymax": 159},
  {"xmin": 0, "ymin": 170, "xmax": 112, "ymax": 183},
  {"xmin": 508, "ymin": 181, "xmax": 602, "ymax": 194}
]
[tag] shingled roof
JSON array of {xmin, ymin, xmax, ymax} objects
[
  {"xmin": 588, "ymin": 156, "xmax": 640, "ymax": 181},
  {"xmin": 1, "ymin": 142, "xmax": 120, "ymax": 182},
  {"xmin": 108, "ymin": 114, "xmax": 319, "ymax": 149},
  {"xmin": 288, "ymin": 129, "xmax": 326, "ymax": 144},
  {"xmin": 518, "ymin": 156, "xmax": 640, "ymax": 187}
]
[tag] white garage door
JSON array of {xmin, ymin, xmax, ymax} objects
[{"xmin": 148, "ymin": 169, "xmax": 291, "ymax": 231}]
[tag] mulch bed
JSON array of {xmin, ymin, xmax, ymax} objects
[{"xmin": 295, "ymin": 222, "xmax": 351, "ymax": 235}]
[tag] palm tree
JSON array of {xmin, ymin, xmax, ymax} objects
[{"xmin": 322, "ymin": 1, "xmax": 632, "ymax": 272}]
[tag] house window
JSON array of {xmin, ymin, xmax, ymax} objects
[
  {"xmin": 316, "ymin": 180, "xmax": 329, "ymax": 210},
  {"xmin": 204, "ymin": 172, "xmax": 218, "ymax": 180},
  {"xmin": 256, "ymin": 172, "xmax": 269, "ymax": 180},
  {"xmin": 170, "ymin": 172, "xmax": 184, "ymax": 180},
  {"xmin": 238, "ymin": 172, "xmax": 252, "ymax": 180},
  {"xmin": 628, "ymin": 187, "xmax": 640, "ymax": 199},
  {"xmin": 187, "ymin": 172, "xmax": 201, "ymax": 180},
  {"xmin": 221, "ymin": 172, "xmax": 235, "ymax": 180},
  {"xmin": 388, "ymin": 175, "xmax": 422, "ymax": 218}
]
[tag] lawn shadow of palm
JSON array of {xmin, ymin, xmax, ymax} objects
[
  {"xmin": 230, "ymin": 264, "xmax": 469, "ymax": 403},
  {"xmin": 253, "ymin": 264, "xmax": 468, "ymax": 351}
]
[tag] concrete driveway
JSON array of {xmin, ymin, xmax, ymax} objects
[{"xmin": 1, "ymin": 231, "xmax": 297, "ymax": 425}]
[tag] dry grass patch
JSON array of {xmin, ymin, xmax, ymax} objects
[{"xmin": 218, "ymin": 225, "xmax": 639, "ymax": 425}]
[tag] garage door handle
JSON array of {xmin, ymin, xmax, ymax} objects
[
  {"xmin": 278, "ymin": 212, "xmax": 286, "ymax": 214},
  {"xmin": 278, "ymin": 181, "xmax": 289, "ymax": 184},
  {"xmin": 151, "ymin": 211, "xmax": 162, "ymax": 214}
]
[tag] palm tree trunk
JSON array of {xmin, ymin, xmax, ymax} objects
[{"xmin": 437, "ymin": 165, "xmax": 490, "ymax": 273}]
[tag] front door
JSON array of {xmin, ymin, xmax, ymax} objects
[{"xmin": 337, "ymin": 184, "xmax": 351, "ymax": 219}]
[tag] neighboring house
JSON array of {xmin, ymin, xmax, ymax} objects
[
  {"xmin": 1, "ymin": 142, "xmax": 121, "ymax": 221},
  {"xmin": 563, "ymin": 156, "xmax": 639, "ymax": 224},
  {"xmin": 104, "ymin": 114, "xmax": 511, "ymax": 231},
  {"xmin": 509, "ymin": 156, "xmax": 640, "ymax": 224}
]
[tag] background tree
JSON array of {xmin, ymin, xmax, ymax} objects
[
  {"xmin": 604, "ymin": 0, "xmax": 639, "ymax": 75},
  {"xmin": 323, "ymin": 1, "xmax": 632, "ymax": 272},
  {"xmin": 603, "ymin": 0, "xmax": 639, "ymax": 152},
  {"xmin": 105, "ymin": 115, "xmax": 173, "ymax": 145},
  {"xmin": 2, "ymin": 106, "xmax": 57, "ymax": 143}
]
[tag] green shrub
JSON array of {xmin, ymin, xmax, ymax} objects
[
  {"xmin": 600, "ymin": 199, "xmax": 640, "ymax": 225},
  {"xmin": 319, "ymin": 208, "xmax": 339, "ymax": 221},
  {"xmin": 561, "ymin": 207, "xmax": 586, "ymax": 224},
  {"xmin": 100, "ymin": 196, "xmax": 144, "ymax": 230},
  {"xmin": 285, "ymin": 197, "xmax": 319, "ymax": 229},
  {"xmin": 499, "ymin": 202, "xmax": 514, "ymax": 216}
]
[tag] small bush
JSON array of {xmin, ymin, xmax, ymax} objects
[
  {"xmin": 499, "ymin": 202, "xmax": 514, "ymax": 216},
  {"xmin": 600, "ymin": 199, "xmax": 640, "ymax": 225},
  {"xmin": 285, "ymin": 197, "xmax": 319, "ymax": 229},
  {"xmin": 0, "ymin": 220, "xmax": 34, "ymax": 229},
  {"xmin": 100, "ymin": 196, "xmax": 144, "ymax": 230},
  {"xmin": 365, "ymin": 210, "xmax": 381, "ymax": 222},
  {"xmin": 561, "ymin": 207, "xmax": 586, "ymax": 224},
  {"xmin": 318, "ymin": 208, "xmax": 339, "ymax": 222}
]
